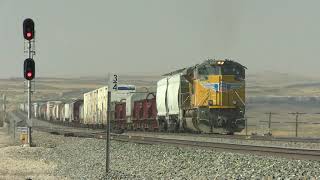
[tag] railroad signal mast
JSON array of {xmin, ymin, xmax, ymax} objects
[{"xmin": 23, "ymin": 18, "xmax": 36, "ymax": 146}]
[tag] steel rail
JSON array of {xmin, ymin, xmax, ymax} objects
[
  {"xmin": 31, "ymin": 125, "xmax": 320, "ymax": 160},
  {"xmin": 14, "ymin": 110, "xmax": 320, "ymax": 143}
]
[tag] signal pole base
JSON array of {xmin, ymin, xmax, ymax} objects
[{"xmin": 27, "ymin": 127, "xmax": 32, "ymax": 147}]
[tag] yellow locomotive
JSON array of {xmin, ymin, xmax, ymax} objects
[{"xmin": 157, "ymin": 59, "xmax": 246, "ymax": 134}]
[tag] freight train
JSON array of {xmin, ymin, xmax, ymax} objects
[{"xmin": 19, "ymin": 59, "xmax": 246, "ymax": 134}]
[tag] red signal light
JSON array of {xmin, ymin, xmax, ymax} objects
[
  {"xmin": 27, "ymin": 72, "xmax": 32, "ymax": 77},
  {"xmin": 27, "ymin": 32, "xmax": 32, "ymax": 38}
]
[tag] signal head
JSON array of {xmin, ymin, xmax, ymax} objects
[
  {"xmin": 23, "ymin": 18, "xmax": 35, "ymax": 40},
  {"xmin": 24, "ymin": 58, "xmax": 35, "ymax": 80}
]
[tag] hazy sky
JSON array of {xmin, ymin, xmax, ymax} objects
[{"xmin": 1, "ymin": 0, "xmax": 320, "ymax": 78}]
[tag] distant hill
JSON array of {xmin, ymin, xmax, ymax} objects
[{"xmin": 246, "ymin": 71, "xmax": 320, "ymax": 96}]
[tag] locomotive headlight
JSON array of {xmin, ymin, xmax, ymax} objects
[{"xmin": 232, "ymin": 100, "xmax": 237, "ymax": 105}]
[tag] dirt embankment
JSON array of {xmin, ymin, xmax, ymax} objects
[{"xmin": 0, "ymin": 127, "xmax": 60, "ymax": 180}]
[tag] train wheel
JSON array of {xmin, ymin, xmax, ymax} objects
[
  {"xmin": 185, "ymin": 117, "xmax": 198, "ymax": 132},
  {"xmin": 197, "ymin": 122, "xmax": 212, "ymax": 133},
  {"xmin": 159, "ymin": 120, "xmax": 167, "ymax": 132}
]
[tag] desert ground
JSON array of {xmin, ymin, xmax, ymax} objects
[{"xmin": 0, "ymin": 127, "xmax": 60, "ymax": 180}]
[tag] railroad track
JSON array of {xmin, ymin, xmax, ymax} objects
[
  {"xmin": 31, "ymin": 125, "xmax": 320, "ymax": 160},
  {"xmin": 14, "ymin": 110, "xmax": 320, "ymax": 143},
  {"xmin": 123, "ymin": 130, "xmax": 320, "ymax": 143},
  {"xmin": 12, "ymin": 111, "xmax": 320, "ymax": 160}
]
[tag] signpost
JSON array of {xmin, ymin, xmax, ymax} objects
[
  {"xmin": 113, "ymin": 74, "xmax": 118, "ymax": 90},
  {"xmin": 106, "ymin": 73, "xmax": 118, "ymax": 174}
]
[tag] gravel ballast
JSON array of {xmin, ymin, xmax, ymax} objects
[
  {"xmin": 29, "ymin": 114, "xmax": 320, "ymax": 150},
  {"xmin": 123, "ymin": 132, "xmax": 320, "ymax": 150},
  {"xmin": 10, "ymin": 131, "xmax": 316, "ymax": 179}
]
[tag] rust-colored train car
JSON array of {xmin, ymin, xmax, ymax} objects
[
  {"xmin": 131, "ymin": 93, "xmax": 157, "ymax": 130},
  {"xmin": 142, "ymin": 94, "xmax": 158, "ymax": 130},
  {"xmin": 132, "ymin": 100, "xmax": 144, "ymax": 130},
  {"xmin": 114, "ymin": 102, "xmax": 126, "ymax": 129}
]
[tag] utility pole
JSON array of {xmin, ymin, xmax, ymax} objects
[
  {"xmin": 2, "ymin": 94, "xmax": 6, "ymax": 126},
  {"xmin": 244, "ymin": 116, "xmax": 255, "ymax": 137},
  {"xmin": 263, "ymin": 112, "xmax": 277, "ymax": 136},
  {"xmin": 289, "ymin": 112, "xmax": 306, "ymax": 137},
  {"xmin": 267, "ymin": 112, "xmax": 272, "ymax": 134}
]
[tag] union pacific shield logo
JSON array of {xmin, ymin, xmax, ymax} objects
[
  {"xmin": 202, "ymin": 82, "xmax": 243, "ymax": 92},
  {"xmin": 202, "ymin": 83, "xmax": 219, "ymax": 91}
]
